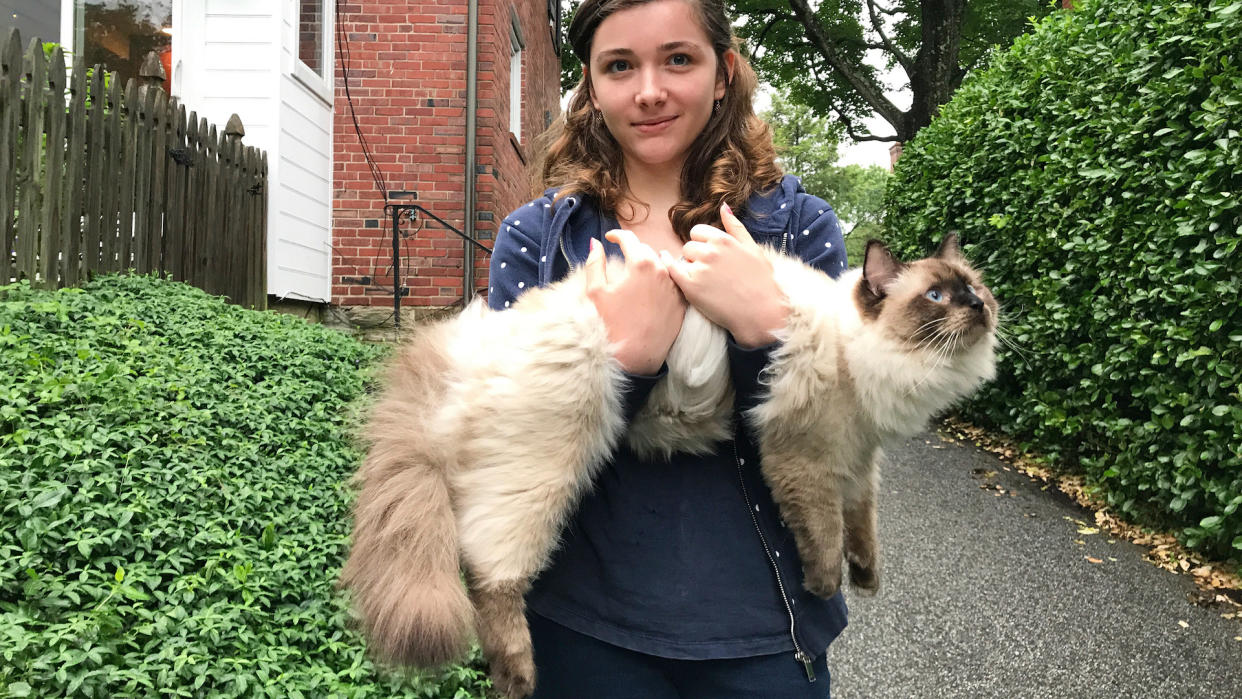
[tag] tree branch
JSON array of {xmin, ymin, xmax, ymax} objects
[
  {"xmin": 867, "ymin": 0, "xmax": 915, "ymax": 74},
  {"xmin": 809, "ymin": 63, "xmax": 900, "ymax": 143},
  {"xmin": 787, "ymin": 0, "xmax": 905, "ymax": 132},
  {"xmin": 749, "ymin": 15, "xmax": 784, "ymax": 61}
]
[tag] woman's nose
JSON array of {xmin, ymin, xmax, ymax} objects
[{"xmin": 635, "ymin": 68, "xmax": 666, "ymax": 106}]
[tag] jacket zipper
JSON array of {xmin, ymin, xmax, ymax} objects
[{"xmin": 732, "ymin": 437, "xmax": 816, "ymax": 682}]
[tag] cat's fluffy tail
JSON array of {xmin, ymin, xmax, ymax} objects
[{"xmin": 340, "ymin": 323, "xmax": 475, "ymax": 668}]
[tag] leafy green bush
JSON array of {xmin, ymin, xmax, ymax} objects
[
  {"xmin": 0, "ymin": 275, "xmax": 490, "ymax": 697},
  {"xmin": 885, "ymin": 0, "xmax": 1242, "ymax": 560}
]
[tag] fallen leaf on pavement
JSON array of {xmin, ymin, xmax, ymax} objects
[
  {"xmin": 1178, "ymin": 620, "xmax": 1189, "ymax": 628},
  {"xmin": 1087, "ymin": 557, "xmax": 1103, "ymax": 564}
]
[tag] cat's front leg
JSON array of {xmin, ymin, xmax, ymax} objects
[
  {"xmin": 843, "ymin": 453, "xmax": 881, "ymax": 594},
  {"xmin": 468, "ymin": 577, "xmax": 535, "ymax": 699},
  {"xmin": 760, "ymin": 453, "xmax": 845, "ymax": 598}
]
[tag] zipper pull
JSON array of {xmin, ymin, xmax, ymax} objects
[{"xmin": 796, "ymin": 651, "xmax": 816, "ymax": 683}]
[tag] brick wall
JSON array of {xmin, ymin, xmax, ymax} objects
[{"xmin": 332, "ymin": 0, "xmax": 562, "ymax": 310}]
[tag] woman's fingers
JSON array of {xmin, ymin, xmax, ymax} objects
[
  {"xmin": 688, "ymin": 223, "xmax": 728, "ymax": 244},
  {"xmin": 604, "ymin": 229, "xmax": 659, "ymax": 267},
  {"xmin": 680, "ymin": 240, "xmax": 713, "ymax": 263},
  {"xmin": 719, "ymin": 202, "xmax": 756, "ymax": 245},
  {"xmin": 583, "ymin": 237, "xmax": 607, "ymax": 291}
]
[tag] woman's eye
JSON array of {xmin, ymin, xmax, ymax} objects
[
  {"xmin": 670, "ymin": 53, "xmax": 690, "ymax": 66},
  {"xmin": 606, "ymin": 59, "xmax": 630, "ymax": 73},
  {"xmin": 925, "ymin": 289, "xmax": 943, "ymax": 302}
]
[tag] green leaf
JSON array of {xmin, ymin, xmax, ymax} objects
[
  {"xmin": 31, "ymin": 487, "xmax": 68, "ymax": 510},
  {"xmin": 7, "ymin": 682, "xmax": 33, "ymax": 697}
]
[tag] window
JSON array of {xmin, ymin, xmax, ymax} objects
[
  {"xmin": 509, "ymin": 11, "xmax": 525, "ymax": 142},
  {"xmin": 293, "ymin": 0, "xmax": 333, "ymax": 103},
  {"xmin": 72, "ymin": 0, "xmax": 173, "ymax": 93},
  {"xmin": 298, "ymin": 0, "xmax": 324, "ymax": 77}
]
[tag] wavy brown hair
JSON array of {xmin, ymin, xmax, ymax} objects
[{"xmin": 534, "ymin": 0, "xmax": 783, "ymax": 240}]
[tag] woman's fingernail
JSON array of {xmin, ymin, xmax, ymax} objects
[
  {"xmin": 722, "ymin": 202, "xmax": 733, "ymax": 217},
  {"xmin": 589, "ymin": 238, "xmax": 599, "ymax": 253}
]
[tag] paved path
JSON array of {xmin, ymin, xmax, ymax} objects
[{"xmin": 827, "ymin": 429, "xmax": 1242, "ymax": 699}]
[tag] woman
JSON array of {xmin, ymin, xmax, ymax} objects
[{"xmin": 488, "ymin": 0, "xmax": 850, "ymax": 696}]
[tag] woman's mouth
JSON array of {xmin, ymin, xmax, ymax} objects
[{"xmin": 634, "ymin": 116, "xmax": 677, "ymax": 134}]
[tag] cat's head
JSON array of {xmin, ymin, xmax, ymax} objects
[{"xmin": 855, "ymin": 234, "xmax": 998, "ymax": 354}]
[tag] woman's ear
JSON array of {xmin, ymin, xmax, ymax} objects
[
  {"xmin": 715, "ymin": 50, "xmax": 737, "ymax": 100},
  {"xmin": 583, "ymin": 65, "xmax": 598, "ymax": 108}
]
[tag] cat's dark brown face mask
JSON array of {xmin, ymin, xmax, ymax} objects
[{"xmin": 856, "ymin": 234, "xmax": 999, "ymax": 352}]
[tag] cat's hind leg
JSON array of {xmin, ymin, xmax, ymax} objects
[
  {"xmin": 467, "ymin": 576, "xmax": 535, "ymax": 699},
  {"xmin": 453, "ymin": 438, "xmax": 620, "ymax": 698}
]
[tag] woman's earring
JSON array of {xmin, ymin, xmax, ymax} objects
[{"xmin": 713, "ymin": 99, "xmax": 721, "ymax": 115}]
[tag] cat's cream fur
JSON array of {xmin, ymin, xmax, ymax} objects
[{"xmin": 341, "ymin": 236, "xmax": 997, "ymax": 698}]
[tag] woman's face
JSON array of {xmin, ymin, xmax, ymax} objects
[{"xmin": 587, "ymin": 0, "xmax": 733, "ymax": 175}]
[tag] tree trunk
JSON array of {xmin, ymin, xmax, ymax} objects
[{"xmin": 905, "ymin": 0, "xmax": 966, "ymax": 141}]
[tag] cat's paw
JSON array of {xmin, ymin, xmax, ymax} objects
[
  {"xmin": 803, "ymin": 562, "xmax": 843, "ymax": 599},
  {"xmin": 848, "ymin": 560, "xmax": 880, "ymax": 596},
  {"xmin": 489, "ymin": 649, "xmax": 536, "ymax": 699}
]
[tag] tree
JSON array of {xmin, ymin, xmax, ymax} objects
[
  {"xmin": 762, "ymin": 91, "xmax": 890, "ymax": 262},
  {"xmin": 763, "ymin": 90, "xmax": 842, "ymax": 195},
  {"xmin": 560, "ymin": 1, "xmax": 584, "ymax": 92},
  {"xmin": 732, "ymin": 0, "xmax": 1057, "ymax": 143}
]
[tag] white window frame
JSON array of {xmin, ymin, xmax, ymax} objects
[
  {"xmin": 509, "ymin": 10, "xmax": 526, "ymax": 142},
  {"xmin": 292, "ymin": 0, "xmax": 334, "ymax": 105}
]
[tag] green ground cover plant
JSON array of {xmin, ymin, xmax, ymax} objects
[
  {"xmin": 0, "ymin": 275, "xmax": 489, "ymax": 697},
  {"xmin": 885, "ymin": 0, "xmax": 1241, "ymax": 562}
]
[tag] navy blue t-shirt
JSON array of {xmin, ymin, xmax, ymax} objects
[{"xmin": 487, "ymin": 175, "xmax": 850, "ymax": 661}]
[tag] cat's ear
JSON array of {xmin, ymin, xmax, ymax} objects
[
  {"xmin": 935, "ymin": 232, "xmax": 962, "ymax": 260},
  {"xmin": 863, "ymin": 240, "xmax": 903, "ymax": 298}
]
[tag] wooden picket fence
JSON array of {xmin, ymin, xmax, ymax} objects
[{"xmin": 0, "ymin": 28, "xmax": 268, "ymax": 308}]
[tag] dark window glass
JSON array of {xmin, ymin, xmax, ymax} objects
[{"xmin": 77, "ymin": 1, "xmax": 173, "ymax": 93}]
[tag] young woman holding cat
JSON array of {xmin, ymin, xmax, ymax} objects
[{"xmin": 488, "ymin": 0, "xmax": 849, "ymax": 695}]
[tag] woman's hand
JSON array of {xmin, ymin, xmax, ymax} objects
[
  {"xmin": 584, "ymin": 230, "xmax": 687, "ymax": 375},
  {"xmin": 665, "ymin": 203, "xmax": 789, "ymax": 348}
]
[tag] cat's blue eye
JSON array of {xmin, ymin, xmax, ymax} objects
[
  {"xmin": 925, "ymin": 289, "xmax": 943, "ymax": 302},
  {"xmin": 966, "ymin": 284, "xmax": 976, "ymax": 295}
]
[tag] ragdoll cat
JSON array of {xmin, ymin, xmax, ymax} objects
[{"xmin": 340, "ymin": 234, "xmax": 997, "ymax": 698}]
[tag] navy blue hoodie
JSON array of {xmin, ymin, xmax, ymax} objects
[{"xmin": 487, "ymin": 175, "xmax": 850, "ymax": 664}]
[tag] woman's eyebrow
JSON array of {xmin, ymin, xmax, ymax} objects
[{"xmin": 595, "ymin": 41, "xmax": 705, "ymax": 61}]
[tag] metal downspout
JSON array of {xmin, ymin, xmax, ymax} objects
[{"xmin": 463, "ymin": 0, "xmax": 478, "ymax": 305}]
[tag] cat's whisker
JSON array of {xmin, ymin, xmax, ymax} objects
[
  {"xmin": 909, "ymin": 329, "xmax": 958, "ymax": 394},
  {"xmin": 913, "ymin": 318, "xmax": 950, "ymax": 351}
]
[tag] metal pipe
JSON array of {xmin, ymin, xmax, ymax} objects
[{"xmin": 463, "ymin": 0, "xmax": 479, "ymax": 305}]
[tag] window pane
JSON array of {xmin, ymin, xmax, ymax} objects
[
  {"xmin": 299, "ymin": 0, "xmax": 323, "ymax": 76},
  {"xmin": 77, "ymin": 1, "xmax": 173, "ymax": 93}
]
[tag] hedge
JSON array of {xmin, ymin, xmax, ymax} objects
[
  {"xmin": 0, "ymin": 276, "xmax": 490, "ymax": 697},
  {"xmin": 884, "ymin": 0, "xmax": 1241, "ymax": 560}
]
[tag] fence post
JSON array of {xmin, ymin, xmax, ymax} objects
[{"xmin": 0, "ymin": 29, "xmax": 22, "ymax": 285}]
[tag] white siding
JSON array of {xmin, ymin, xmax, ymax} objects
[
  {"xmin": 273, "ymin": 0, "xmax": 334, "ymax": 302},
  {"xmin": 172, "ymin": 0, "xmax": 334, "ymax": 302}
]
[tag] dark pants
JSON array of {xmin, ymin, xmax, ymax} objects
[{"xmin": 528, "ymin": 613, "xmax": 832, "ymax": 699}]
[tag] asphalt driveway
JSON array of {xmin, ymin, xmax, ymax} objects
[{"xmin": 827, "ymin": 428, "xmax": 1242, "ymax": 699}]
